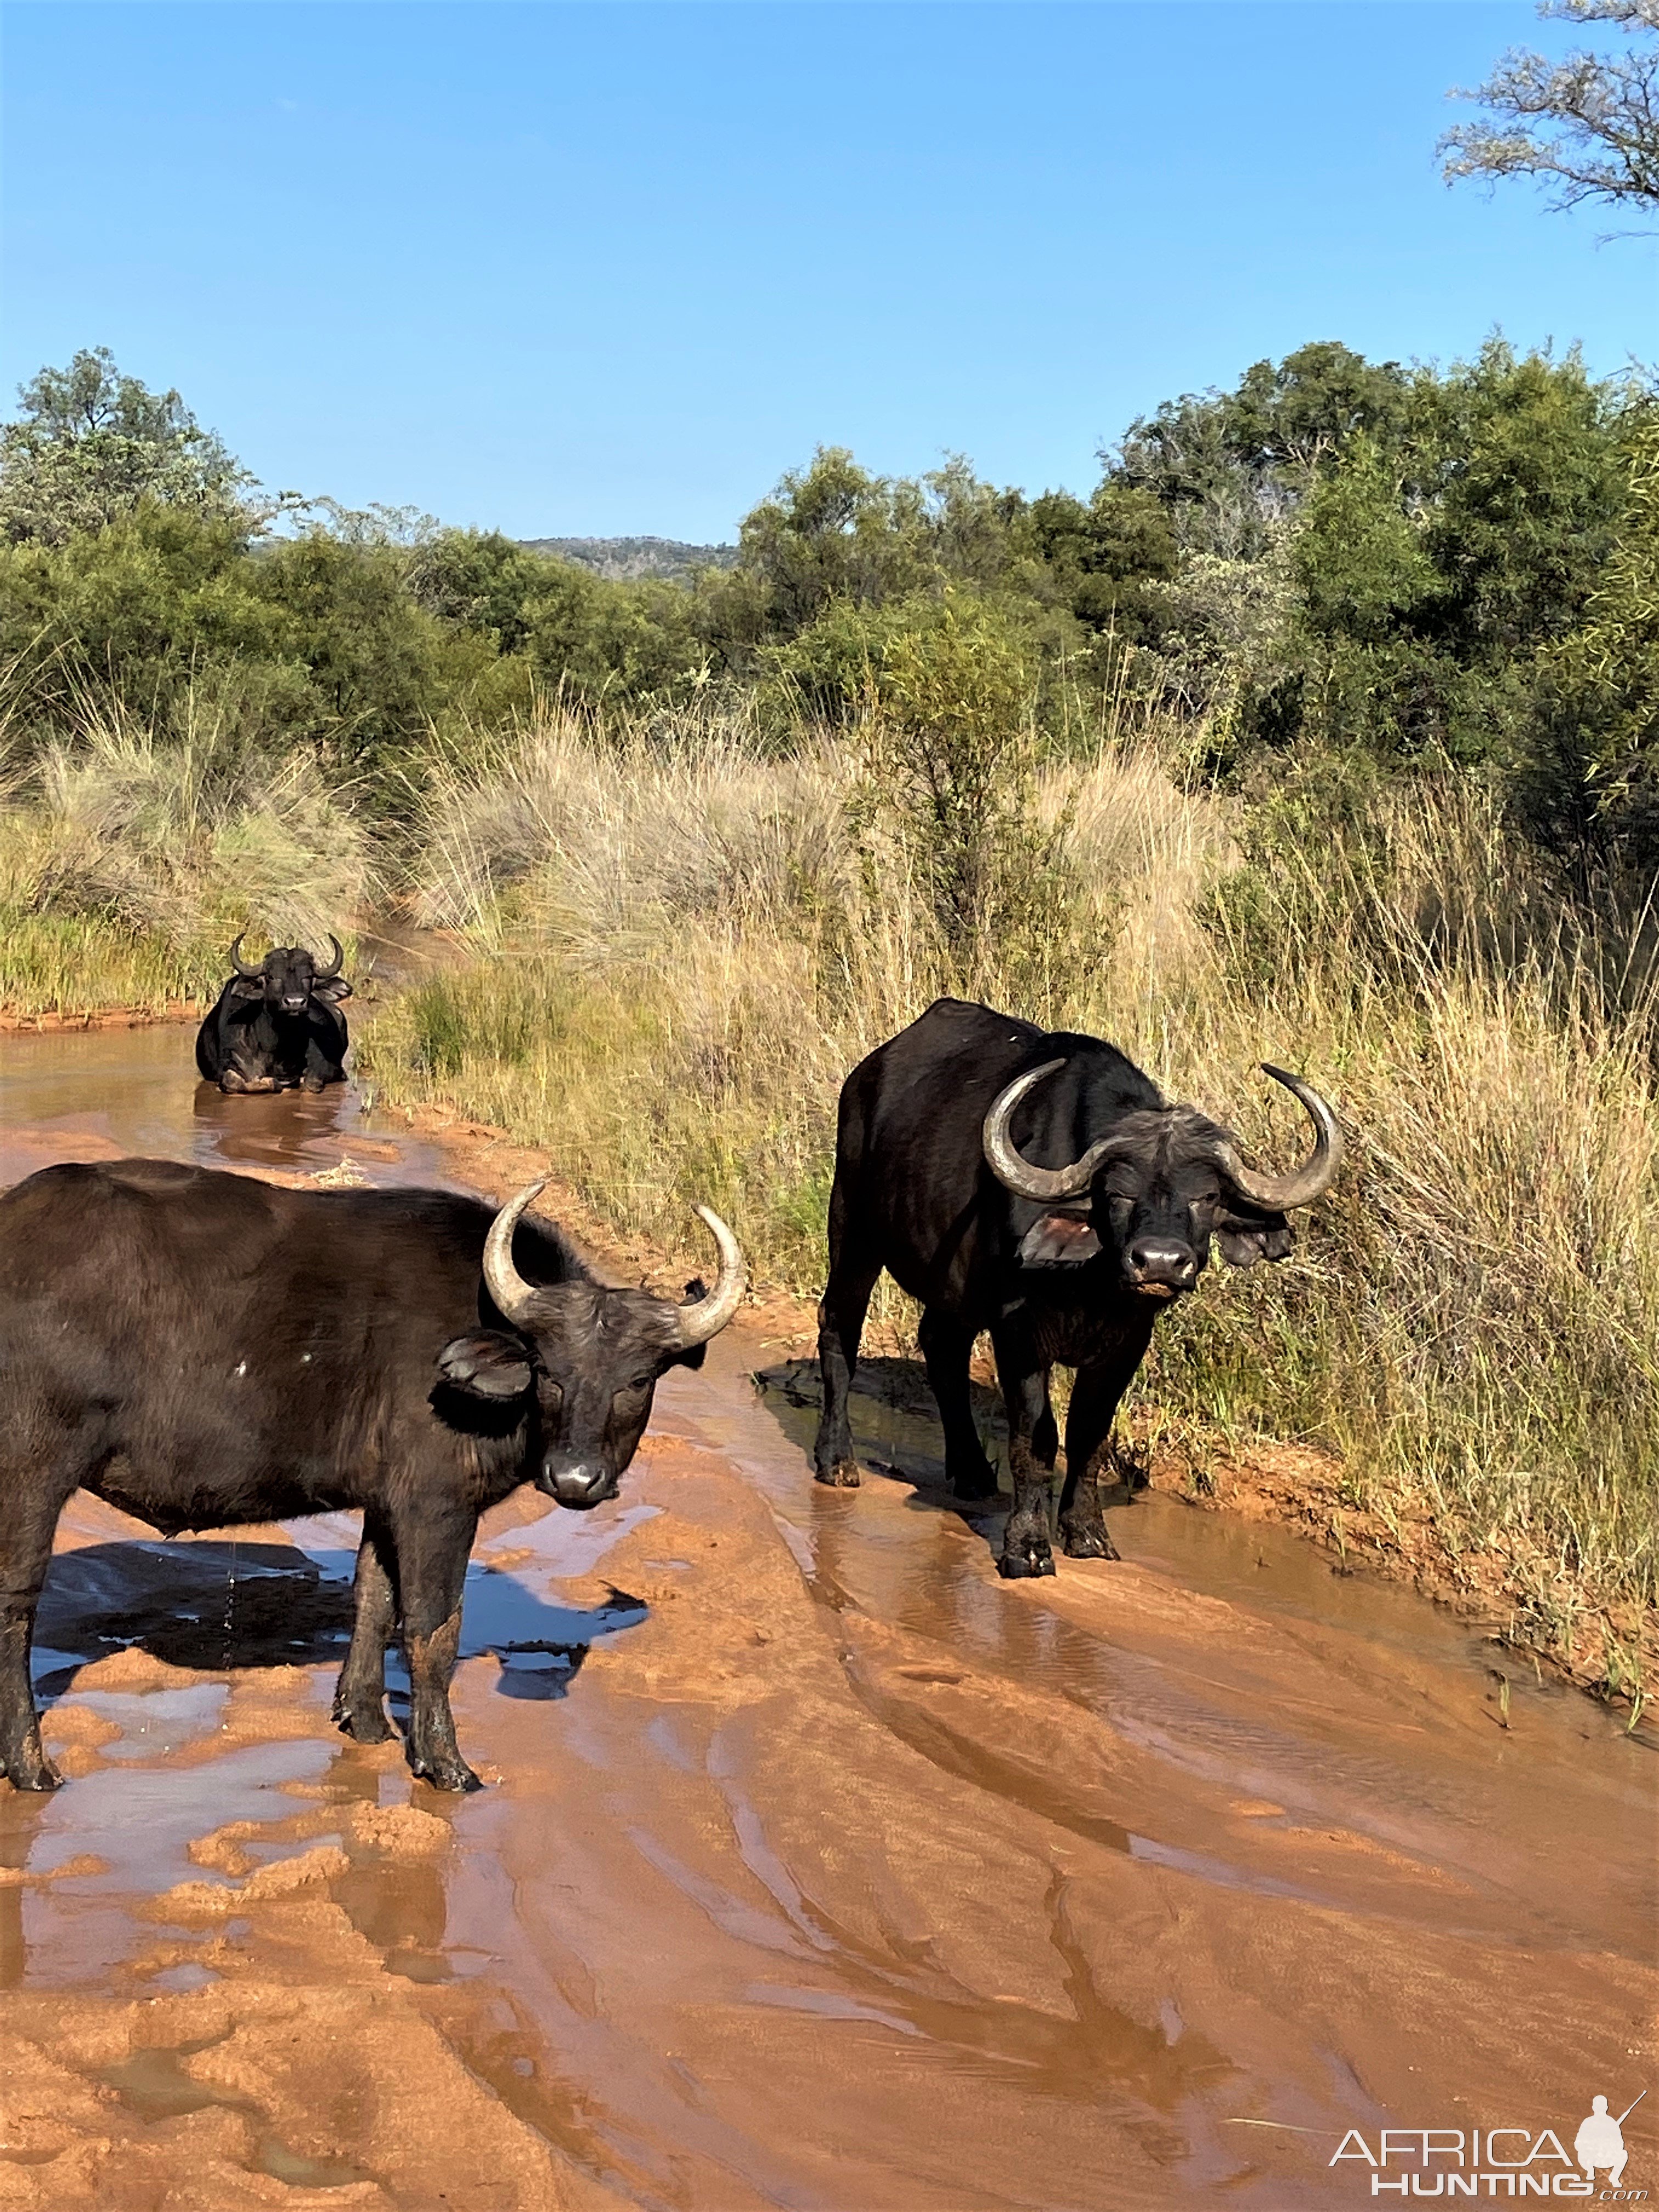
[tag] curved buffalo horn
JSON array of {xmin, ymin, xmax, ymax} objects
[
  {"xmin": 317, "ymin": 934, "xmax": 345, "ymax": 980},
  {"xmin": 228, "ymin": 932, "xmax": 263, "ymax": 979},
  {"xmin": 482, "ymin": 1180, "xmax": 547, "ymax": 1327},
  {"xmin": 673, "ymin": 1205, "xmax": 747, "ymax": 1348},
  {"xmin": 981, "ymin": 1060, "xmax": 1135, "ymax": 1203},
  {"xmin": 482, "ymin": 1182, "xmax": 747, "ymax": 1346},
  {"xmin": 1209, "ymin": 1065, "xmax": 1342, "ymax": 1211}
]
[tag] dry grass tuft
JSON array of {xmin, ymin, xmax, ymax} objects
[{"xmin": 0, "ymin": 686, "xmax": 375, "ymax": 1012}]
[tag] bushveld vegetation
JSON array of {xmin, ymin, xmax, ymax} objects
[{"xmin": 2, "ymin": 330, "xmax": 1656, "ymax": 1694}]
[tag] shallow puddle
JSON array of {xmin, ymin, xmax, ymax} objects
[{"xmin": 0, "ymin": 1024, "xmax": 1653, "ymax": 2209}]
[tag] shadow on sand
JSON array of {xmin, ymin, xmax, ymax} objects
[{"xmin": 752, "ymin": 1355, "xmax": 1149, "ymax": 1547}]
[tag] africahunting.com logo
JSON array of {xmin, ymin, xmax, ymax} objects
[{"xmin": 1331, "ymin": 2092, "xmax": 1646, "ymax": 2199}]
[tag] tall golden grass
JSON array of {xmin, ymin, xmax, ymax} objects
[
  {"xmin": 0, "ymin": 685, "xmax": 374, "ymax": 1011},
  {"xmin": 359, "ymin": 703, "xmax": 1659, "ymax": 1674}
]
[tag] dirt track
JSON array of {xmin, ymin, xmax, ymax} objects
[{"xmin": 0, "ymin": 1025, "xmax": 1653, "ymax": 2210}]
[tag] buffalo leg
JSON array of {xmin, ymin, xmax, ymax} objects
[
  {"xmin": 301, "ymin": 1031, "xmax": 338, "ymax": 1093},
  {"xmin": 0, "ymin": 1489, "xmax": 71, "ymax": 1791},
  {"xmin": 813, "ymin": 1186, "xmax": 881, "ymax": 1488},
  {"xmin": 391, "ymin": 1506, "xmax": 479, "ymax": 1792},
  {"xmin": 1059, "ymin": 1321, "xmax": 1154, "ymax": 1560},
  {"xmin": 918, "ymin": 1307, "xmax": 998, "ymax": 1500},
  {"xmin": 332, "ymin": 1513, "xmax": 397, "ymax": 1743},
  {"xmin": 992, "ymin": 1334, "xmax": 1057, "ymax": 1579}
]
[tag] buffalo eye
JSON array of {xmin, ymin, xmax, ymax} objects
[{"xmin": 611, "ymin": 1375, "xmax": 656, "ymax": 1419}]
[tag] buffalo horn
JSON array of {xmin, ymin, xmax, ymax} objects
[
  {"xmin": 1210, "ymin": 1065, "xmax": 1342, "ymax": 1211},
  {"xmin": 482, "ymin": 1182, "xmax": 747, "ymax": 1345},
  {"xmin": 228, "ymin": 932, "xmax": 262, "ymax": 979},
  {"xmin": 482, "ymin": 1180, "xmax": 546, "ymax": 1326},
  {"xmin": 981, "ymin": 1060, "xmax": 1133, "ymax": 1203},
  {"xmin": 317, "ymin": 934, "xmax": 345, "ymax": 980},
  {"xmin": 673, "ymin": 1205, "xmax": 747, "ymax": 1347}
]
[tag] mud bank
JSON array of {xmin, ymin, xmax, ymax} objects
[
  {"xmin": 0, "ymin": 1001, "xmax": 204, "ymax": 1035},
  {"xmin": 0, "ymin": 1024, "xmax": 1654, "ymax": 2209}
]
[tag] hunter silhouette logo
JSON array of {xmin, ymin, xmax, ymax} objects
[
  {"xmin": 1577, "ymin": 2096, "xmax": 1643, "ymax": 2192},
  {"xmin": 1330, "ymin": 2090, "xmax": 1646, "ymax": 2198}
]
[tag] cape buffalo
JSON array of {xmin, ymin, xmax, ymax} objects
[
  {"xmin": 195, "ymin": 934, "xmax": 353, "ymax": 1093},
  {"xmin": 812, "ymin": 999, "xmax": 1341, "ymax": 1578},
  {"xmin": 0, "ymin": 1160, "xmax": 745, "ymax": 1792}
]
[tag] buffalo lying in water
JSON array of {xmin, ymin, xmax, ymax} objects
[
  {"xmin": 813, "ymin": 999, "xmax": 1341, "ymax": 1577},
  {"xmin": 195, "ymin": 935, "xmax": 352, "ymax": 1093},
  {"xmin": 0, "ymin": 1161, "xmax": 744, "ymax": 1791}
]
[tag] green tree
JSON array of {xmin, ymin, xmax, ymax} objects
[
  {"xmin": 0, "ymin": 348, "xmax": 256, "ymax": 547},
  {"xmin": 1115, "ymin": 341, "xmax": 1410, "ymax": 557},
  {"xmin": 1526, "ymin": 407, "xmax": 1659, "ymax": 856},
  {"xmin": 526, "ymin": 560, "xmax": 704, "ymax": 702},
  {"xmin": 1017, "ymin": 483, "xmax": 1178, "ymax": 646},
  {"xmin": 719, "ymin": 448, "xmax": 934, "ymax": 646},
  {"xmin": 408, "ymin": 529, "xmax": 552, "ymax": 654},
  {"xmin": 836, "ymin": 591, "xmax": 1067, "ymax": 984},
  {"xmin": 1277, "ymin": 343, "xmax": 1629, "ymax": 763},
  {"xmin": 251, "ymin": 528, "xmax": 471, "ymax": 769}
]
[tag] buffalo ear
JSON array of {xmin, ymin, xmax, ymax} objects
[
  {"xmin": 435, "ymin": 1331, "xmax": 533, "ymax": 1400},
  {"xmin": 1215, "ymin": 1210, "xmax": 1295, "ymax": 1270},
  {"xmin": 312, "ymin": 977, "xmax": 352, "ymax": 1004},
  {"xmin": 228, "ymin": 976, "xmax": 265, "ymax": 1001},
  {"xmin": 1018, "ymin": 1213, "xmax": 1103, "ymax": 1267}
]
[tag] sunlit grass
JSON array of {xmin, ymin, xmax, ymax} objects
[
  {"xmin": 356, "ymin": 703, "xmax": 1659, "ymax": 1662},
  {"xmin": 0, "ymin": 679, "xmax": 374, "ymax": 1013}
]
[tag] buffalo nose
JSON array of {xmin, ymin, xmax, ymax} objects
[
  {"xmin": 543, "ymin": 1462, "xmax": 616, "ymax": 1510},
  {"xmin": 1126, "ymin": 1239, "xmax": 1198, "ymax": 1295},
  {"xmin": 282, "ymin": 995, "xmax": 308, "ymax": 1012}
]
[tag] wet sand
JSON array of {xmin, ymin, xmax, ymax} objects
[{"xmin": 0, "ymin": 1025, "xmax": 1654, "ymax": 2210}]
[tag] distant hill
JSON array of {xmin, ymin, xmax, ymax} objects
[{"xmin": 522, "ymin": 535, "xmax": 737, "ymax": 583}]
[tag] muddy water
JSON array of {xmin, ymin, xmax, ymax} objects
[
  {"xmin": 0, "ymin": 1020, "xmax": 454, "ymax": 1190},
  {"xmin": 0, "ymin": 1025, "xmax": 1654, "ymax": 2211}
]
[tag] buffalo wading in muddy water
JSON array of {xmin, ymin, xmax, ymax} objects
[
  {"xmin": 195, "ymin": 934, "xmax": 353, "ymax": 1093},
  {"xmin": 813, "ymin": 998, "xmax": 1342, "ymax": 1577},
  {"xmin": 0, "ymin": 1161, "xmax": 745, "ymax": 1792}
]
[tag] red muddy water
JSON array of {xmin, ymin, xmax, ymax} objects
[{"xmin": 0, "ymin": 1023, "xmax": 1653, "ymax": 2211}]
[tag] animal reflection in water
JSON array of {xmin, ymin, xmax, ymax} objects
[
  {"xmin": 28, "ymin": 1538, "xmax": 644, "ymax": 1701},
  {"xmin": 0, "ymin": 1537, "xmax": 646, "ymax": 1988}
]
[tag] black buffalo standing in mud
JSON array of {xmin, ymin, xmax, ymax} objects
[
  {"xmin": 813, "ymin": 999, "xmax": 1341, "ymax": 1578},
  {"xmin": 0, "ymin": 1160, "xmax": 744, "ymax": 1792},
  {"xmin": 195, "ymin": 934, "xmax": 353, "ymax": 1093}
]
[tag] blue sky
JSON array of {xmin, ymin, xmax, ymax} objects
[{"xmin": 2, "ymin": 3, "xmax": 1654, "ymax": 540}]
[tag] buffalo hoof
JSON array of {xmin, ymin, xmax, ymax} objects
[
  {"xmin": 1060, "ymin": 1519, "xmax": 1120, "ymax": 1561},
  {"xmin": 411, "ymin": 1753, "xmax": 482, "ymax": 1793},
  {"xmin": 3, "ymin": 1748, "xmax": 60, "ymax": 1792},
  {"xmin": 997, "ymin": 1530, "xmax": 1057, "ymax": 1580},
  {"xmin": 333, "ymin": 1701, "xmax": 393, "ymax": 1745},
  {"xmin": 814, "ymin": 1460, "xmax": 861, "ymax": 1488}
]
